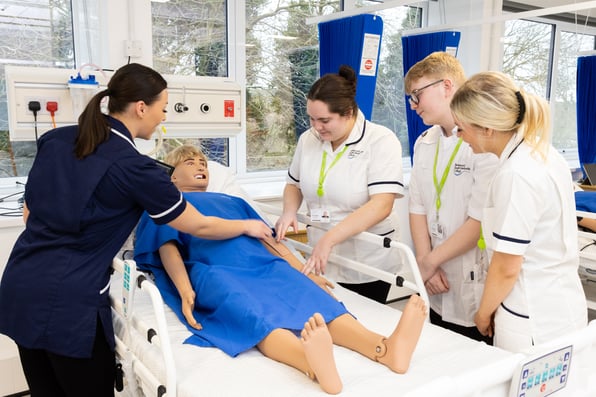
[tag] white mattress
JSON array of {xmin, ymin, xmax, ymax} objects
[{"xmin": 111, "ymin": 273, "xmax": 513, "ymax": 397}]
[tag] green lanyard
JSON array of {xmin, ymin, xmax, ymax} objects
[
  {"xmin": 317, "ymin": 145, "xmax": 349, "ymax": 197},
  {"xmin": 477, "ymin": 227, "xmax": 486, "ymax": 250},
  {"xmin": 433, "ymin": 136, "xmax": 463, "ymax": 219}
]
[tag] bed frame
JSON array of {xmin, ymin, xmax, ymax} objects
[
  {"xmin": 110, "ymin": 204, "xmax": 596, "ymax": 397},
  {"xmin": 110, "ymin": 219, "xmax": 432, "ymax": 397},
  {"xmin": 578, "ymin": 209, "xmax": 596, "ymax": 312}
]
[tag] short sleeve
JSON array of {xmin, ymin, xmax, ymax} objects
[
  {"xmin": 133, "ymin": 211, "xmax": 183, "ymax": 270},
  {"xmin": 367, "ymin": 129, "xmax": 404, "ymax": 197},
  {"xmin": 467, "ymin": 152, "xmax": 499, "ymax": 221},
  {"xmin": 287, "ymin": 132, "xmax": 306, "ymax": 185},
  {"xmin": 116, "ymin": 154, "xmax": 186, "ymax": 225},
  {"xmin": 488, "ymin": 169, "xmax": 539, "ymax": 255}
]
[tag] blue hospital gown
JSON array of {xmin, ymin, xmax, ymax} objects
[{"xmin": 134, "ymin": 192, "xmax": 349, "ymax": 357}]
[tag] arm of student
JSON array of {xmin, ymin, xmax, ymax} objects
[
  {"xmin": 417, "ymin": 217, "xmax": 481, "ymax": 282},
  {"xmin": 158, "ymin": 241, "xmax": 202, "ymax": 330},
  {"xmin": 302, "ymin": 192, "xmax": 396, "ymax": 275},
  {"xmin": 168, "ymin": 202, "xmax": 272, "ymax": 240},
  {"xmin": 474, "ymin": 251, "xmax": 523, "ymax": 337},
  {"xmin": 424, "ymin": 268, "xmax": 450, "ymax": 295},
  {"xmin": 409, "ymin": 213, "xmax": 433, "ymax": 280},
  {"xmin": 260, "ymin": 236, "xmax": 336, "ymax": 298},
  {"xmin": 275, "ymin": 183, "xmax": 303, "ymax": 241}
]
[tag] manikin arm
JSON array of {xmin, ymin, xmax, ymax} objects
[{"xmin": 158, "ymin": 241, "xmax": 202, "ymax": 330}]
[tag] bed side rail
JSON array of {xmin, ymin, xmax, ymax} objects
[
  {"xmin": 257, "ymin": 203, "xmax": 430, "ymax": 314},
  {"xmin": 112, "ymin": 257, "xmax": 177, "ymax": 397}
]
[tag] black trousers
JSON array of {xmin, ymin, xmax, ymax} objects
[
  {"xmin": 430, "ymin": 308, "xmax": 494, "ymax": 345},
  {"xmin": 338, "ymin": 279, "xmax": 391, "ymax": 304},
  {"xmin": 17, "ymin": 318, "xmax": 115, "ymax": 397}
]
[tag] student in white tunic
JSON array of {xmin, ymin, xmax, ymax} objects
[
  {"xmin": 275, "ymin": 65, "xmax": 405, "ymax": 303},
  {"xmin": 450, "ymin": 71, "xmax": 588, "ymax": 353},
  {"xmin": 404, "ymin": 52, "xmax": 498, "ymax": 343}
]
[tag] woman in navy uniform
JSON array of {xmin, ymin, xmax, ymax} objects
[{"xmin": 0, "ymin": 63, "xmax": 272, "ymax": 397}]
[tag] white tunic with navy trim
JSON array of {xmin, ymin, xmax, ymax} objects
[
  {"xmin": 409, "ymin": 125, "xmax": 498, "ymax": 326},
  {"xmin": 482, "ymin": 135, "xmax": 587, "ymax": 346},
  {"xmin": 287, "ymin": 110, "xmax": 404, "ymax": 283}
]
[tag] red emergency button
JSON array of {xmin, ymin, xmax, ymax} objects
[{"xmin": 224, "ymin": 100, "xmax": 234, "ymax": 117}]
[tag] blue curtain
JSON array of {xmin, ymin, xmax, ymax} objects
[
  {"xmin": 401, "ymin": 31, "xmax": 461, "ymax": 160},
  {"xmin": 576, "ymin": 55, "xmax": 596, "ymax": 172},
  {"xmin": 318, "ymin": 14, "xmax": 383, "ymax": 120}
]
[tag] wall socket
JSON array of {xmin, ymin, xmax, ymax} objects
[{"xmin": 125, "ymin": 40, "xmax": 142, "ymax": 58}]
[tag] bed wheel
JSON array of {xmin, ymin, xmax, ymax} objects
[{"xmin": 157, "ymin": 385, "xmax": 166, "ymax": 397}]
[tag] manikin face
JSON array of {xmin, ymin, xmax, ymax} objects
[
  {"xmin": 171, "ymin": 155, "xmax": 210, "ymax": 192},
  {"xmin": 306, "ymin": 99, "xmax": 354, "ymax": 145}
]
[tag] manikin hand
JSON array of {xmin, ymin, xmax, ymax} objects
[
  {"xmin": 307, "ymin": 273, "xmax": 337, "ymax": 299},
  {"xmin": 180, "ymin": 289, "xmax": 202, "ymax": 330}
]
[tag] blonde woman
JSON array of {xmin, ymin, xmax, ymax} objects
[{"xmin": 450, "ymin": 71, "xmax": 587, "ymax": 352}]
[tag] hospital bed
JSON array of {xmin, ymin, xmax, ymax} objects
[
  {"xmin": 110, "ymin": 166, "xmax": 596, "ymax": 396},
  {"xmin": 578, "ymin": 209, "xmax": 596, "ymax": 311},
  {"xmin": 110, "ymin": 242, "xmax": 596, "ymax": 397}
]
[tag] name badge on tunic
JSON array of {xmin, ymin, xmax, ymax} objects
[
  {"xmin": 311, "ymin": 208, "xmax": 331, "ymax": 223},
  {"xmin": 430, "ymin": 221, "xmax": 445, "ymax": 239}
]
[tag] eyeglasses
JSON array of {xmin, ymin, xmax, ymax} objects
[{"xmin": 408, "ymin": 79, "xmax": 444, "ymax": 105}]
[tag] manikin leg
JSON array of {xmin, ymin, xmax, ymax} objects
[
  {"xmin": 257, "ymin": 324, "xmax": 342, "ymax": 394},
  {"xmin": 328, "ymin": 294, "xmax": 427, "ymax": 374},
  {"xmin": 256, "ymin": 295, "xmax": 426, "ymax": 394}
]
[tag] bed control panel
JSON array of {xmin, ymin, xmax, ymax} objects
[{"xmin": 509, "ymin": 345, "xmax": 572, "ymax": 397}]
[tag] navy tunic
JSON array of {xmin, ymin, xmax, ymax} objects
[
  {"xmin": 0, "ymin": 116, "xmax": 185, "ymax": 358},
  {"xmin": 134, "ymin": 192, "xmax": 349, "ymax": 357}
]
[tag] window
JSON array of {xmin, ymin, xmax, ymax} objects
[
  {"xmin": 368, "ymin": 6, "xmax": 422, "ymax": 159},
  {"xmin": 502, "ymin": 16, "xmax": 596, "ymax": 167},
  {"xmin": 244, "ymin": 1, "xmax": 341, "ymax": 172},
  {"xmin": 0, "ymin": 0, "xmax": 422, "ymax": 180},
  {"xmin": 553, "ymin": 31, "xmax": 596, "ymax": 156},
  {"xmin": 151, "ymin": 0, "xmax": 229, "ymax": 165},
  {"xmin": 0, "ymin": 0, "xmax": 74, "ymax": 178}
]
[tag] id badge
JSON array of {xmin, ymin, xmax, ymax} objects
[
  {"xmin": 311, "ymin": 208, "xmax": 331, "ymax": 223},
  {"xmin": 430, "ymin": 221, "xmax": 445, "ymax": 239}
]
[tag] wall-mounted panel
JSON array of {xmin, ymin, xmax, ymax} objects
[{"xmin": 5, "ymin": 66, "xmax": 243, "ymax": 141}]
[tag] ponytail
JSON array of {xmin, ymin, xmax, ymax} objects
[{"xmin": 75, "ymin": 89, "xmax": 111, "ymax": 159}]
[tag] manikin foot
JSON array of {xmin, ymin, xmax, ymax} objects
[
  {"xmin": 378, "ymin": 294, "xmax": 427, "ymax": 374},
  {"xmin": 301, "ymin": 313, "xmax": 343, "ymax": 394}
]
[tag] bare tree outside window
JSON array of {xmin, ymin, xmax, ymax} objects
[{"xmin": 502, "ymin": 19, "xmax": 596, "ymax": 164}]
